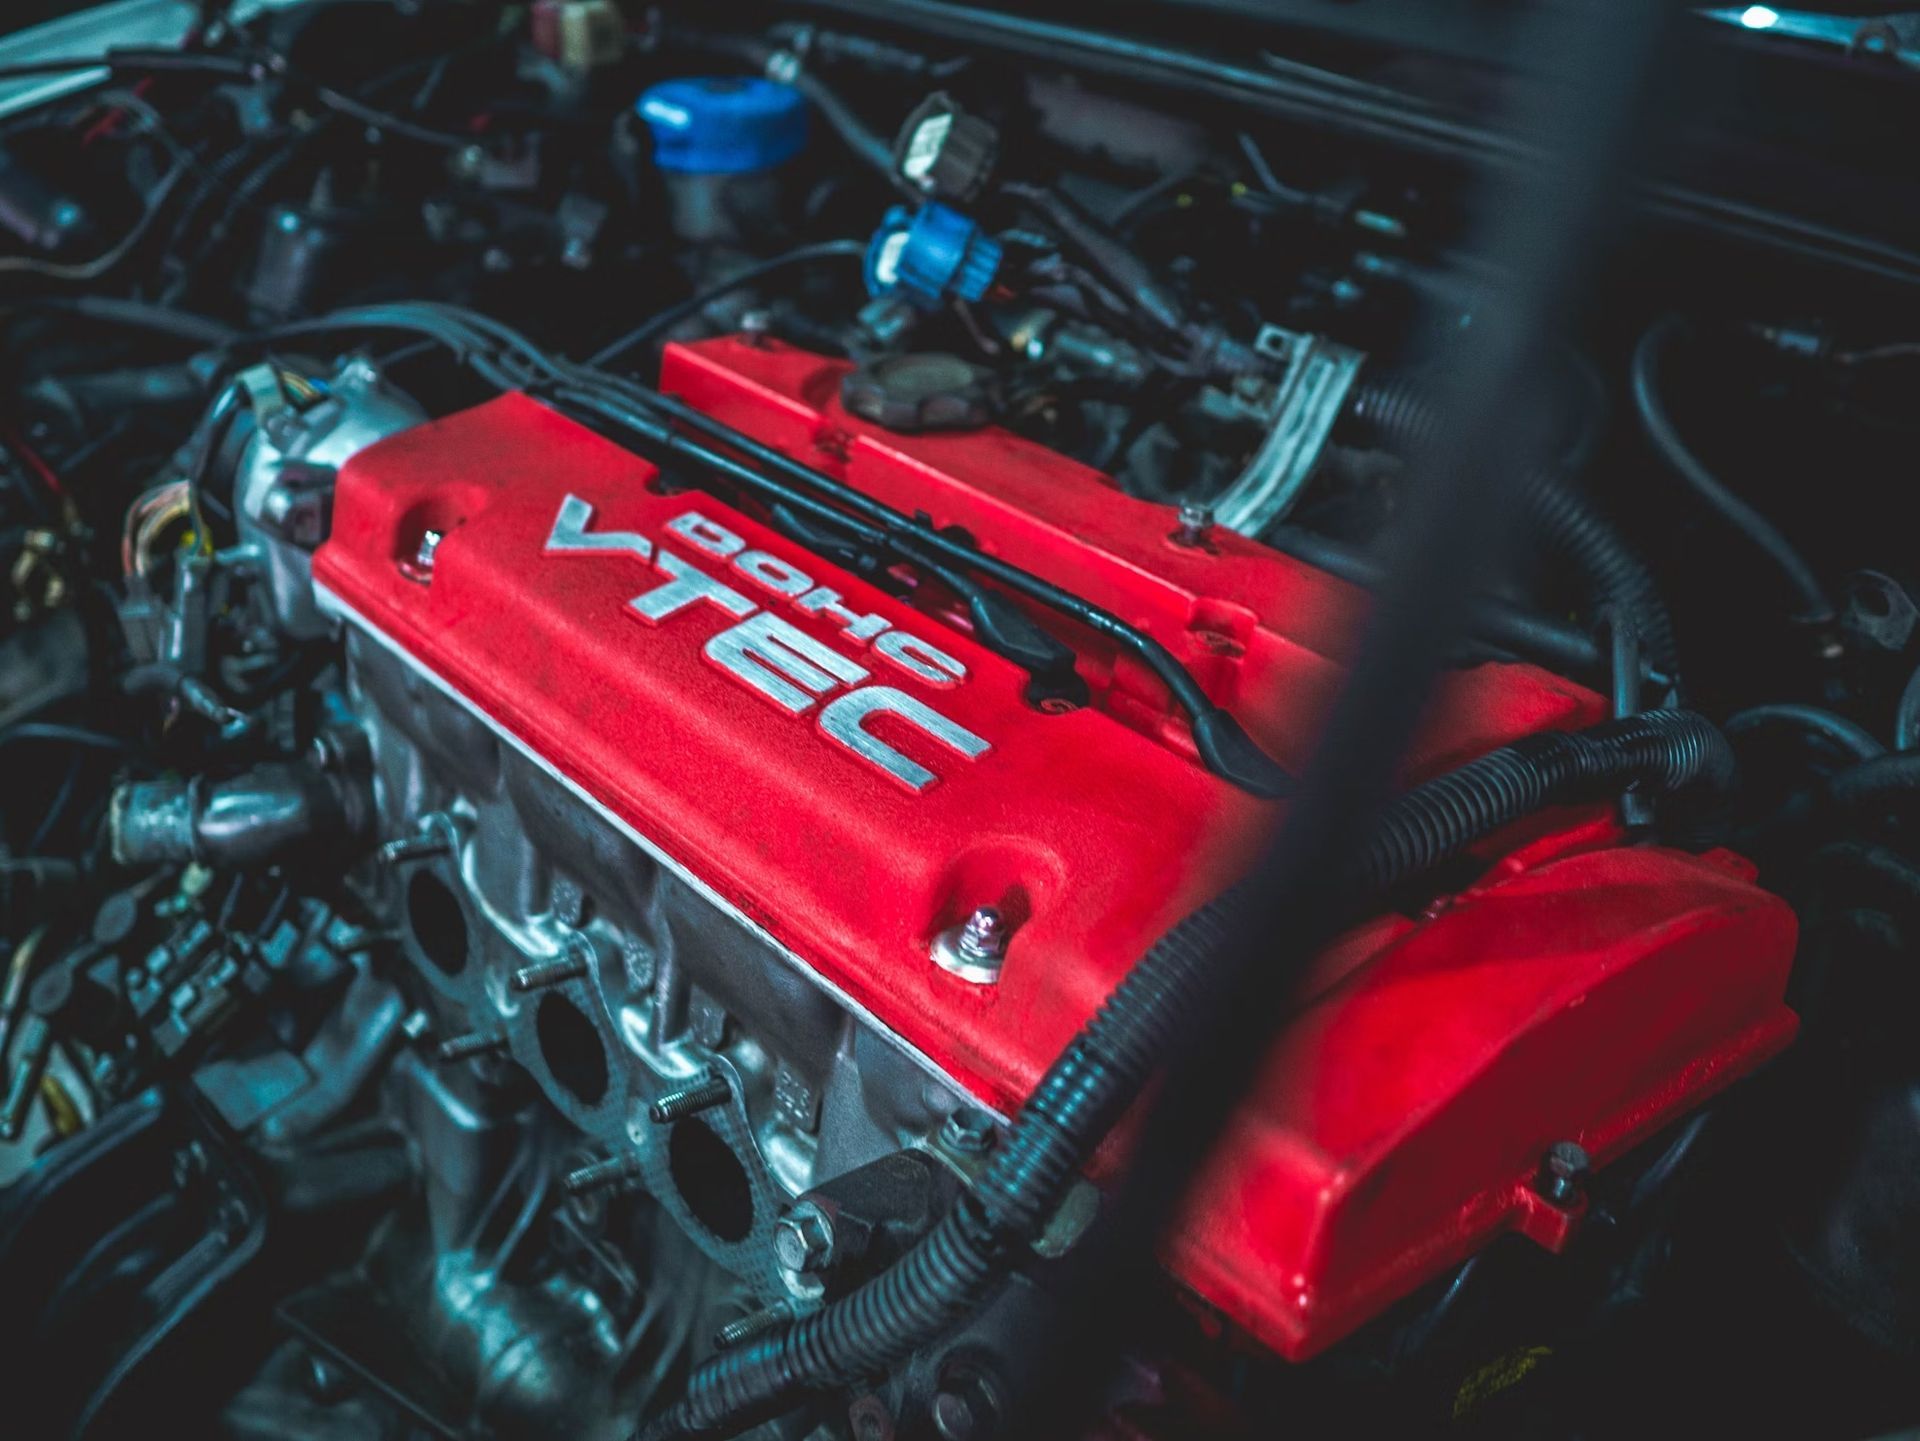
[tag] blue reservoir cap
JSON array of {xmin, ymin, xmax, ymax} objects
[
  {"xmin": 637, "ymin": 77, "xmax": 809, "ymax": 175},
  {"xmin": 865, "ymin": 202, "xmax": 1003, "ymax": 310}
]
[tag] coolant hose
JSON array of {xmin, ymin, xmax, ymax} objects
[
  {"xmin": 1344, "ymin": 374, "xmax": 1681, "ymax": 679},
  {"xmin": 639, "ymin": 708, "xmax": 1733, "ymax": 1440}
]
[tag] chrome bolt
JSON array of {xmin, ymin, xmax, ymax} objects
[
  {"xmin": 413, "ymin": 529, "xmax": 444, "ymax": 573},
  {"xmin": 336, "ymin": 355, "xmax": 381, "ymax": 388},
  {"xmin": 510, "ymin": 954, "xmax": 590, "ymax": 992},
  {"xmin": 563, "ymin": 1151, "xmax": 644, "ymax": 1196},
  {"xmin": 939, "ymin": 1106, "xmax": 998, "ymax": 1155},
  {"xmin": 1537, "ymin": 1140, "xmax": 1591, "ymax": 1207},
  {"xmin": 1174, "ymin": 501, "xmax": 1212, "ymax": 546},
  {"xmin": 648, "ymin": 1072, "xmax": 730, "ymax": 1124},
  {"xmin": 931, "ymin": 907, "xmax": 1011, "ymax": 984},
  {"xmin": 436, "ymin": 1031, "xmax": 507, "ymax": 1063},
  {"xmin": 379, "ymin": 832, "xmax": 450, "ymax": 864},
  {"xmin": 958, "ymin": 908, "xmax": 1008, "ymax": 965},
  {"xmin": 773, "ymin": 1201, "xmax": 835, "ymax": 1274},
  {"xmin": 931, "ymin": 1374, "xmax": 999, "ymax": 1441},
  {"xmin": 714, "ymin": 1301, "xmax": 793, "ymax": 1350}
]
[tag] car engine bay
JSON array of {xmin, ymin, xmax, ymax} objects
[{"xmin": 2, "ymin": 1, "xmax": 1919, "ymax": 1437}]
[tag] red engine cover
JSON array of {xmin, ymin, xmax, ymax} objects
[{"xmin": 312, "ymin": 337, "xmax": 1797, "ymax": 1361}]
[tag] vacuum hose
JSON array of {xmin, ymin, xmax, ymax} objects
[
  {"xmin": 1629, "ymin": 317, "xmax": 1834, "ymax": 626},
  {"xmin": 638, "ymin": 708, "xmax": 1733, "ymax": 1440},
  {"xmin": 1344, "ymin": 373, "xmax": 1681, "ymax": 679}
]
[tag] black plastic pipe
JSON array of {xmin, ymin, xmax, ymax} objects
[{"xmin": 1343, "ymin": 373, "xmax": 1681, "ymax": 678}]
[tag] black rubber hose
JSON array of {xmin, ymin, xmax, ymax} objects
[
  {"xmin": 1344, "ymin": 374, "xmax": 1681, "ymax": 678},
  {"xmin": 1821, "ymin": 754, "xmax": 1920, "ymax": 819},
  {"xmin": 783, "ymin": 68, "xmax": 897, "ymax": 179},
  {"xmin": 1002, "ymin": 181, "xmax": 1191, "ymax": 339},
  {"xmin": 637, "ymin": 708, "xmax": 1732, "ymax": 1441},
  {"xmin": 1629, "ymin": 316, "xmax": 1835, "ymax": 625},
  {"xmin": 588, "ymin": 240, "xmax": 866, "ymax": 370},
  {"xmin": 13, "ymin": 295, "xmax": 240, "ymax": 345},
  {"xmin": 1725, "ymin": 703, "xmax": 1885, "ymax": 762},
  {"xmin": 1268, "ymin": 526, "xmax": 1614, "ymax": 680}
]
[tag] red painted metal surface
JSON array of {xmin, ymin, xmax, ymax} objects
[{"xmin": 312, "ymin": 337, "xmax": 1797, "ymax": 1361}]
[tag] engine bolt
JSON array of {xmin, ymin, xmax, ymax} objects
[
  {"xmin": 1537, "ymin": 1140, "xmax": 1591, "ymax": 1208},
  {"xmin": 414, "ymin": 529, "xmax": 444, "ymax": 573},
  {"xmin": 931, "ymin": 907, "xmax": 1011, "ymax": 984},
  {"xmin": 848, "ymin": 1396, "xmax": 894, "ymax": 1441},
  {"xmin": 1173, "ymin": 501, "xmax": 1213, "ymax": 547},
  {"xmin": 436, "ymin": 1031, "xmax": 507, "ymax": 1063},
  {"xmin": 931, "ymin": 1373, "xmax": 1000, "ymax": 1441},
  {"xmin": 958, "ymin": 908, "xmax": 1008, "ymax": 965},
  {"xmin": 713, "ymin": 1300, "xmax": 793, "ymax": 1350},
  {"xmin": 563, "ymin": 1151, "xmax": 645, "ymax": 1196},
  {"xmin": 939, "ymin": 1106, "xmax": 998, "ymax": 1155},
  {"xmin": 510, "ymin": 955, "xmax": 591, "ymax": 992},
  {"xmin": 379, "ymin": 832, "xmax": 450, "ymax": 864},
  {"xmin": 648, "ymin": 1072, "xmax": 730, "ymax": 1124},
  {"xmin": 304, "ymin": 1351, "xmax": 350, "ymax": 1405},
  {"xmin": 773, "ymin": 1201, "xmax": 836, "ymax": 1274}
]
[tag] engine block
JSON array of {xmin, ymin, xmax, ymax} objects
[{"xmin": 311, "ymin": 337, "xmax": 1797, "ymax": 1361}]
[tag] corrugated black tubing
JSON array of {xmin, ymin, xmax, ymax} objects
[
  {"xmin": 1517, "ymin": 473, "xmax": 1680, "ymax": 680},
  {"xmin": 636, "ymin": 708, "xmax": 1732, "ymax": 1440},
  {"xmin": 1356, "ymin": 708, "xmax": 1732, "ymax": 898},
  {"xmin": 637, "ymin": 887, "xmax": 1246, "ymax": 1439},
  {"xmin": 1344, "ymin": 374, "xmax": 1681, "ymax": 679}
]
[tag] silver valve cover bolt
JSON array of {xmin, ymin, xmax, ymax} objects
[
  {"xmin": 958, "ymin": 907, "xmax": 1008, "ymax": 964},
  {"xmin": 407, "ymin": 528, "xmax": 444, "ymax": 580},
  {"xmin": 1173, "ymin": 501, "xmax": 1213, "ymax": 546},
  {"xmin": 933, "ymin": 907, "xmax": 1011, "ymax": 984},
  {"xmin": 1537, "ymin": 1140, "xmax": 1591, "ymax": 1207}
]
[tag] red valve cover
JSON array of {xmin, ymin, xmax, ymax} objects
[{"xmin": 312, "ymin": 337, "xmax": 1797, "ymax": 1361}]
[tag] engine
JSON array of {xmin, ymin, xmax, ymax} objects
[
  {"xmin": 314, "ymin": 337, "xmax": 1797, "ymax": 1366},
  {"xmin": 3, "ymin": 2, "xmax": 1919, "ymax": 1438}
]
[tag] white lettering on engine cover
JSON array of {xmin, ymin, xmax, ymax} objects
[{"xmin": 545, "ymin": 497, "xmax": 990, "ymax": 791}]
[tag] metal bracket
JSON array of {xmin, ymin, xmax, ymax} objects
[{"xmin": 1210, "ymin": 324, "xmax": 1364, "ymax": 537}]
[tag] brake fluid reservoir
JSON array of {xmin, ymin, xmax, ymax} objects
[{"xmin": 634, "ymin": 77, "xmax": 809, "ymax": 245}]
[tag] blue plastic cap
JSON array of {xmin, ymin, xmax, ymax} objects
[
  {"xmin": 637, "ymin": 77, "xmax": 808, "ymax": 175},
  {"xmin": 864, "ymin": 202, "xmax": 1003, "ymax": 310}
]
